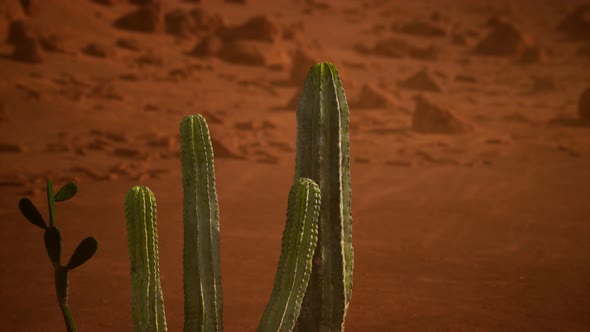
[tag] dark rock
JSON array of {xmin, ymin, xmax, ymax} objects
[
  {"xmin": 39, "ymin": 33, "xmax": 69, "ymax": 53},
  {"xmin": 82, "ymin": 42, "xmax": 114, "ymax": 58},
  {"xmin": 191, "ymin": 34, "xmax": 224, "ymax": 57},
  {"xmin": 113, "ymin": 5, "xmax": 162, "ymax": 33},
  {"xmin": 408, "ymin": 44, "xmax": 439, "ymax": 61},
  {"xmin": 398, "ymin": 68, "xmax": 441, "ymax": 92},
  {"xmin": 393, "ymin": 19, "xmax": 446, "ymax": 38},
  {"xmin": 517, "ymin": 45, "xmax": 548, "ymax": 64},
  {"xmin": 7, "ymin": 19, "xmax": 43, "ymax": 63},
  {"xmin": 19, "ymin": 0, "xmax": 40, "ymax": 16},
  {"xmin": 289, "ymin": 42, "xmax": 322, "ymax": 83},
  {"xmin": 352, "ymin": 83, "xmax": 396, "ymax": 109},
  {"xmin": 556, "ymin": 4, "xmax": 590, "ymax": 41},
  {"xmin": 164, "ymin": 8, "xmax": 223, "ymax": 37},
  {"xmin": 473, "ymin": 19, "xmax": 536, "ymax": 57},
  {"xmin": 219, "ymin": 15, "xmax": 280, "ymax": 43},
  {"xmin": 0, "ymin": 143, "xmax": 27, "ymax": 153},
  {"xmin": 115, "ymin": 38, "xmax": 142, "ymax": 51},
  {"xmin": 412, "ymin": 96, "xmax": 471, "ymax": 134},
  {"xmin": 91, "ymin": 0, "xmax": 126, "ymax": 5},
  {"xmin": 218, "ymin": 40, "xmax": 285, "ymax": 67},
  {"xmin": 135, "ymin": 52, "xmax": 163, "ymax": 66},
  {"xmin": 129, "ymin": 0, "xmax": 162, "ymax": 7},
  {"xmin": 373, "ymin": 37, "xmax": 413, "ymax": 58}
]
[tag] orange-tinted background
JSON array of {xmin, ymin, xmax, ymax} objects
[{"xmin": 1, "ymin": 0, "xmax": 589, "ymax": 331}]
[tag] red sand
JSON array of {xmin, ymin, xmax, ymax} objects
[{"xmin": 1, "ymin": 0, "xmax": 590, "ymax": 330}]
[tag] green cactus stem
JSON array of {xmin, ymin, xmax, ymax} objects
[
  {"xmin": 124, "ymin": 186, "xmax": 167, "ymax": 332},
  {"xmin": 180, "ymin": 114, "xmax": 223, "ymax": 332},
  {"xmin": 257, "ymin": 178, "xmax": 321, "ymax": 332},
  {"xmin": 294, "ymin": 62, "xmax": 354, "ymax": 331}
]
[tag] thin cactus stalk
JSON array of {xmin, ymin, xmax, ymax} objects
[
  {"xmin": 257, "ymin": 178, "xmax": 321, "ymax": 332},
  {"xmin": 294, "ymin": 62, "xmax": 354, "ymax": 331},
  {"xmin": 124, "ymin": 186, "xmax": 167, "ymax": 332},
  {"xmin": 19, "ymin": 180, "xmax": 97, "ymax": 332},
  {"xmin": 180, "ymin": 114, "xmax": 223, "ymax": 332}
]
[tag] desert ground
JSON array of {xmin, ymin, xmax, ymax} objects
[{"xmin": 1, "ymin": 0, "xmax": 590, "ymax": 331}]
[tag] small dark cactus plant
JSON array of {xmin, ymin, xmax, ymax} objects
[{"xmin": 18, "ymin": 180, "xmax": 98, "ymax": 332}]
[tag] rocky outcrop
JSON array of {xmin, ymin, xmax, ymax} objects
[{"xmin": 412, "ymin": 96, "xmax": 471, "ymax": 134}]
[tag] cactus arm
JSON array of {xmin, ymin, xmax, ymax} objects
[
  {"xmin": 257, "ymin": 178, "xmax": 321, "ymax": 332},
  {"xmin": 180, "ymin": 114, "xmax": 223, "ymax": 332},
  {"xmin": 124, "ymin": 186, "xmax": 167, "ymax": 332},
  {"xmin": 294, "ymin": 62, "xmax": 354, "ymax": 331}
]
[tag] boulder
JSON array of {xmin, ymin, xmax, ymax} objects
[
  {"xmin": 19, "ymin": 0, "xmax": 40, "ymax": 16},
  {"xmin": 289, "ymin": 42, "xmax": 323, "ymax": 83},
  {"xmin": 398, "ymin": 68, "xmax": 441, "ymax": 92},
  {"xmin": 191, "ymin": 34, "xmax": 287, "ymax": 67},
  {"xmin": 115, "ymin": 38, "xmax": 142, "ymax": 51},
  {"xmin": 473, "ymin": 19, "xmax": 536, "ymax": 57},
  {"xmin": 129, "ymin": 0, "xmax": 162, "ymax": 6},
  {"xmin": 372, "ymin": 37, "xmax": 414, "ymax": 58},
  {"xmin": 517, "ymin": 45, "xmax": 548, "ymax": 64},
  {"xmin": 190, "ymin": 34, "xmax": 224, "ymax": 57},
  {"xmin": 412, "ymin": 96, "xmax": 471, "ymax": 134},
  {"xmin": 556, "ymin": 4, "xmax": 590, "ymax": 41},
  {"xmin": 218, "ymin": 40, "xmax": 286, "ymax": 67},
  {"xmin": 219, "ymin": 15, "xmax": 280, "ymax": 43},
  {"xmin": 83, "ymin": 42, "xmax": 115, "ymax": 58},
  {"xmin": 393, "ymin": 19, "xmax": 446, "ymax": 38},
  {"xmin": 39, "ymin": 33, "xmax": 71, "ymax": 53},
  {"xmin": 0, "ymin": 0, "xmax": 25, "ymax": 39},
  {"xmin": 164, "ymin": 8, "xmax": 223, "ymax": 38},
  {"xmin": 352, "ymin": 83, "xmax": 396, "ymax": 109},
  {"xmin": 7, "ymin": 19, "xmax": 43, "ymax": 62},
  {"xmin": 91, "ymin": 0, "xmax": 127, "ymax": 5},
  {"xmin": 113, "ymin": 5, "xmax": 162, "ymax": 33}
]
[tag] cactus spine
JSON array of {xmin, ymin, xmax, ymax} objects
[
  {"xmin": 257, "ymin": 178, "xmax": 321, "ymax": 332},
  {"xmin": 124, "ymin": 186, "xmax": 167, "ymax": 332},
  {"xmin": 180, "ymin": 114, "xmax": 223, "ymax": 332},
  {"xmin": 294, "ymin": 62, "xmax": 354, "ymax": 331}
]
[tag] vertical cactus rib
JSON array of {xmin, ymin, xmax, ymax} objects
[
  {"xmin": 257, "ymin": 178, "xmax": 321, "ymax": 332},
  {"xmin": 180, "ymin": 114, "xmax": 223, "ymax": 332},
  {"xmin": 294, "ymin": 62, "xmax": 354, "ymax": 331},
  {"xmin": 124, "ymin": 186, "xmax": 167, "ymax": 332}
]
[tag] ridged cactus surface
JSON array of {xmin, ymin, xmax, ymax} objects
[
  {"xmin": 257, "ymin": 178, "xmax": 321, "ymax": 332},
  {"xmin": 124, "ymin": 186, "xmax": 167, "ymax": 332},
  {"xmin": 180, "ymin": 114, "xmax": 223, "ymax": 332},
  {"xmin": 294, "ymin": 62, "xmax": 354, "ymax": 331}
]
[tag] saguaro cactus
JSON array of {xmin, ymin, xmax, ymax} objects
[
  {"xmin": 294, "ymin": 62, "xmax": 354, "ymax": 331},
  {"xmin": 124, "ymin": 186, "xmax": 167, "ymax": 332},
  {"xmin": 257, "ymin": 178, "xmax": 321, "ymax": 332},
  {"xmin": 123, "ymin": 61, "xmax": 352, "ymax": 332},
  {"xmin": 179, "ymin": 114, "xmax": 223, "ymax": 332}
]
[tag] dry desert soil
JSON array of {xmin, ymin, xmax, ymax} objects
[{"xmin": 1, "ymin": 0, "xmax": 590, "ymax": 331}]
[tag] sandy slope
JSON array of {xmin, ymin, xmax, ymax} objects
[{"xmin": 1, "ymin": 0, "xmax": 590, "ymax": 330}]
